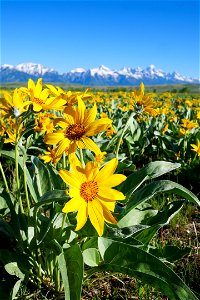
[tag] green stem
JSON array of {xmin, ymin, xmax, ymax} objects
[
  {"xmin": 63, "ymin": 151, "xmax": 66, "ymax": 169},
  {"xmin": 23, "ymin": 153, "xmax": 30, "ymax": 211},
  {"xmin": 15, "ymin": 142, "xmax": 24, "ymax": 214},
  {"xmin": 0, "ymin": 161, "xmax": 10, "ymax": 193},
  {"xmin": 79, "ymin": 148, "xmax": 85, "ymax": 167},
  {"xmin": 115, "ymin": 112, "xmax": 136, "ymax": 159}
]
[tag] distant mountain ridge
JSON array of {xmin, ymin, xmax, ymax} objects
[{"xmin": 0, "ymin": 63, "xmax": 199, "ymax": 85}]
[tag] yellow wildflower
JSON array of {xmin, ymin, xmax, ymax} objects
[
  {"xmin": 59, "ymin": 157, "xmax": 126, "ymax": 236},
  {"xmin": 22, "ymin": 78, "xmax": 66, "ymax": 112},
  {"xmin": 0, "ymin": 89, "xmax": 30, "ymax": 118},
  {"xmin": 191, "ymin": 139, "xmax": 200, "ymax": 156},
  {"xmin": 44, "ymin": 98, "xmax": 112, "ymax": 158},
  {"xmin": 41, "ymin": 148, "xmax": 60, "ymax": 164}
]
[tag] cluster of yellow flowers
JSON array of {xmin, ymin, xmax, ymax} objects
[{"xmin": 0, "ymin": 78, "xmax": 127, "ymax": 236}]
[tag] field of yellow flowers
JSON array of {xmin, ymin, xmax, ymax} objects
[{"xmin": 0, "ymin": 79, "xmax": 199, "ymax": 300}]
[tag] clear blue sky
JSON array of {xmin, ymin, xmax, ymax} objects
[{"xmin": 1, "ymin": 0, "xmax": 199, "ymax": 78}]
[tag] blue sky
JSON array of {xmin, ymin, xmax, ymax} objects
[{"xmin": 1, "ymin": 0, "xmax": 199, "ymax": 78}]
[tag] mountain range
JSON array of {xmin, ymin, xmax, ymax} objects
[{"xmin": 0, "ymin": 63, "xmax": 199, "ymax": 86}]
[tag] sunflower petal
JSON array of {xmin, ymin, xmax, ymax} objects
[
  {"xmin": 101, "ymin": 203, "xmax": 117, "ymax": 224},
  {"xmin": 99, "ymin": 174, "xmax": 127, "ymax": 187},
  {"xmin": 75, "ymin": 202, "xmax": 88, "ymax": 231},
  {"xmin": 98, "ymin": 187, "xmax": 126, "ymax": 201},
  {"xmin": 81, "ymin": 137, "xmax": 101, "ymax": 155},
  {"xmin": 88, "ymin": 199, "xmax": 104, "ymax": 236},
  {"xmin": 44, "ymin": 132, "xmax": 65, "ymax": 145},
  {"xmin": 58, "ymin": 170, "xmax": 80, "ymax": 189},
  {"xmin": 62, "ymin": 197, "xmax": 82, "ymax": 213},
  {"xmin": 86, "ymin": 118, "xmax": 112, "ymax": 136},
  {"xmin": 77, "ymin": 97, "xmax": 86, "ymax": 124},
  {"xmin": 59, "ymin": 169, "xmax": 80, "ymax": 188},
  {"xmin": 83, "ymin": 103, "xmax": 97, "ymax": 127},
  {"xmin": 95, "ymin": 158, "xmax": 118, "ymax": 182},
  {"xmin": 97, "ymin": 198, "xmax": 115, "ymax": 211},
  {"xmin": 28, "ymin": 78, "xmax": 35, "ymax": 91},
  {"xmin": 34, "ymin": 78, "xmax": 43, "ymax": 98},
  {"xmin": 55, "ymin": 138, "xmax": 70, "ymax": 157},
  {"xmin": 32, "ymin": 103, "xmax": 42, "ymax": 112}
]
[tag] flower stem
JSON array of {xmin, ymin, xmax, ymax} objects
[
  {"xmin": 0, "ymin": 161, "xmax": 10, "ymax": 193},
  {"xmin": 23, "ymin": 153, "xmax": 30, "ymax": 211},
  {"xmin": 15, "ymin": 142, "xmax": 24, "ymax": 214},
  {"xmin": 79, "ymin": 148, "xmax": 85, "ymax": 167},
  {"xmin": 115, "ymin": 112, "xmax": 135, "ymax": 159},
  {"xmin": 63, "ymin": 151, "xmax": 66, "ymax": 169}
]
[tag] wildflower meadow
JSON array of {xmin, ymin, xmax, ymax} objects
[{"xmin": 0, "ymin": 79, "xmax": 199, "ymax": 299}]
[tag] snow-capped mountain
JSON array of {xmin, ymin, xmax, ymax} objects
[{"xmin": 0, "ymin": 63, "xmax": 199, "ymax": 85}]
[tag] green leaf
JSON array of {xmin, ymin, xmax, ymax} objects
[
  {"xmin": 10, "ymin": 279, "xmax": 22, "ymax": 300},
  {"xmin": 58, "ymin": 252, "xmax": 70, "ymax": 300},
  {"xmin": 31, "ymin": 156, "xmax": 51, "ymax": 198},
  {"xmin": 39, "ymin": 189, "xmax": 68, "ymax": 202},
  {"xmin": 0, "ymin": 150, "xmax": 38, "ymax": 202},
  {"xmin": 119, "ymin": 161, "xmax": 181, "ymax": 196},
  {"xmin": 149, "ymin": 245, "xmax": 191, "ymax": 262},
  {"xmin": 125, "ymin": 180, "xmax": 200, "ymax": 214},
  {"xmin": 96, "ymin": 239, "xmax": 198, "ymax": 300},
  {"xmin": 83, "ymin": 248, "xmax": 101, "ymax": 267},
  {"xmin": 61, "ymin": 244, "xmax": 83, "ymax": 300},
  {"xmin": 4, "ymin": 262, "xmax": 25, "ymax": 280},
  {"xmin": 118, "ymin": 207, "xmax": 157, "ymax": 228},
  {"xmin": 133, "ymin": 225, "xmax": 161, "ymax": 246},
  {"xmin": 46, "ymin": 164, "xmax": 63, "ymax": 190}
]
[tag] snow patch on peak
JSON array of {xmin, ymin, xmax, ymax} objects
[
  {"xmin": 90, "ymin": 65, "xmax": 116, "ymax": 77},
  {"xmin": 1, "ymin": 64, "xmax": 14, "ymax": 69},
  {"xmin": 15, "ymin": 63, "xmax": 55, "ymax": 75},
  {"xmin": 70, "ymin": 68, "xmax": 86, "ymax": 73}
]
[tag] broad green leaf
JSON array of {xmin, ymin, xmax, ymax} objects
[
  {"xmin": 118, "ymin": 161, "xmax": 181, "ymax": 196},
  {"xmin": 133, "ymin": 225, "xmax": 161, "ymax": 246},
  {"xmin": 64, "ymin": 244, "xmax": 84, "ymax": 300},
  {"xmin": 0, "ymin": 191, "xmax": 21, "ymax": 243},
  {"xmin": 4, "ymin": 262, "xmax": 25, "ymax": 280},
  {"xmin": 83, "ymin": 248, "xmax": 101, "ymax": 267},
  {"xmin": 39, "ymin": 189, "xmax": 68, "ymax": 202},
  {"xmin": 46, "ymin": 164, "xmax": 63, "ymax": 190},
  {"xmin": 58, "ymin": 252, "xmax": 70, "ymax": 300},
  {"xmin": 118, "ymin": 207, "xmax": 157, "ymax": 228},
  {"xmin": 96, "ymin": 239, "xmax": 198, "ymax": 300},
  {"xmin": 125, "ymin": 180, "xmax": 200, "ymax": 214},
  {"xmin": 10, "ymin": 279, "xmax": 22, "ymax": 300},
  {"xmin": 0, "ymin": 150, "xmax": 38, "ymax": 202},
  {"xmin": 31, "ymin": 156, "xmax": 51, "ymax": 198},
  {"xmin": 145, "ymin": 200, "xmax": 185, "ymax": 226},
  {"xmin": 149, "ymin": 245, "xmax": 191, "ymax": 262}
]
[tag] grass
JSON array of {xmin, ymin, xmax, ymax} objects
[{"xmin": 0, "ymin": 82, "xmax": 200, "ymax": 94}]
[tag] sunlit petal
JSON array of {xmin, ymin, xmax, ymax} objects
[
  {"xmin": 98, "ymin": 187, "xmax": 126, "ymax": 200},
  {"xmin": 75, "ymin": 202, "xmax": 88, "ymax": 231},
  {"xmin": 59, "ymin": 169, "xmax": 80, "ymax": 188},
  {"xmin": 44, "ymin": 132, "xmax": 65, "ymax": 145},
  {"xmin": 62, "ymin": 197, "xmax": 82, "ymax": 213},
  {"xmin": 99, "ymin": 174, "xmax": 127, "ymax": 187},
  {"xmin": 88, "ymin": 199, "xmax": 104, "ymax": 236},
  {"xmin": 95, "ymin": 158, "xmax": 118, "ymax": 182}
]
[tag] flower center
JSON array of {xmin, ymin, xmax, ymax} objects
[
  {"xmin": 65, "ymin": 124, "xmax": 86, "ymax": 140},
  {"xmin": 80, "ymin": 180, "xmax": 99, "ymax": 201},
  {"xmin": 33, "ymin": 98, "xmax": 44, "ymax": 105}
]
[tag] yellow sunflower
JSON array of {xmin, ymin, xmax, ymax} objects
[
  {"xmin": 22, "ymin": 78, "xmax": 66, "ymax": 112},
  {"xmin": 44, "ymin": 97, "xmax": 112, "ymax": 158},
  {"xmin": 191, "ymin": 139, "xmax": 200, "ymax": 156},
  {"xmin": 0, "ymin": 89, "xmax": 30, "ymax": 118},
  {"xmin": 59, "ymin": 157, "xmax": 127, "ymax": 236}
]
